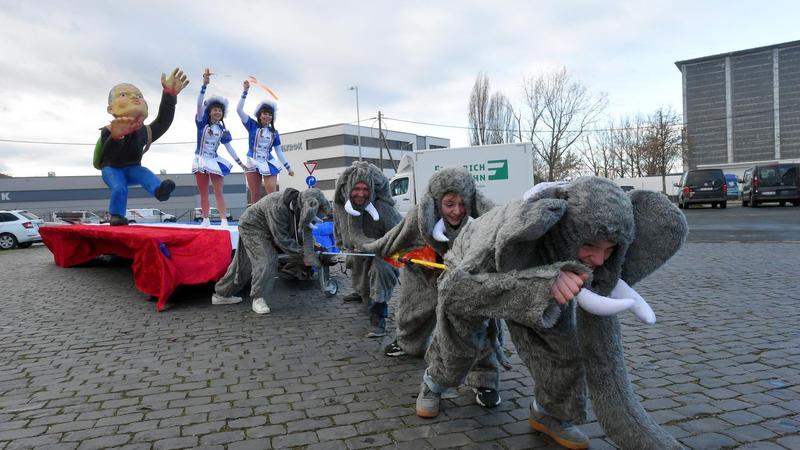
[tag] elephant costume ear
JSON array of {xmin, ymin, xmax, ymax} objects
[
  {"xmin": 472, "ymin": 190, "xmax": 495, "ymax": 217},
  {"xmin": 621, "ymin": 190, "xmax": 688, "ymax": 286},
  {"xmin": 494, "ymin": 196, "xmax": 569, "ymax": 271}
]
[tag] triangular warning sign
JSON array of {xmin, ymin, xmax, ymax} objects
[{"xmin": 303, "ymin": 161, "xmax": 318, "ymax": 175}]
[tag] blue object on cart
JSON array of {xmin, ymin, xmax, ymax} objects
[{"xmin": 312, "ymin": 221, "xmax": 339, "ymax": 253}]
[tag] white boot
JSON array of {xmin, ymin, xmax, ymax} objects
[
  {"xmin": 200, "ymin": 217, "xmax": 210, "ymax": 227},
  {"xmin": 252, "ymin": 297, "xmax": 271, "ymax": 314}
]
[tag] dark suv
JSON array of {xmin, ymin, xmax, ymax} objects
[
  {"xmin": 740, "ymin": 163, "xmax": 800, "ymax": 207},
  {"xmin": 675, "ymin": 168, "xmax": 727, "ymax": 209}
]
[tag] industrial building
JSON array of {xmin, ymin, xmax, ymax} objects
[{"xmin": 676, "ymin": 40, "xmax": 800, "ymax": 176}]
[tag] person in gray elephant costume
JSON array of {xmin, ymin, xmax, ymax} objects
[
  {"xmin": 212, "ymin": 187, "xmax": 330, "ymax": 314},
  {"xmin": 363, "ymin": 167, "xmax": 506, "ymax": 408},
  {"xmin": 334, "ymin": 161, "xmax": 402, "ymax": 338},
  {"xmin": 416, "ymin": 177, "xmax": 688, "ymax": 450}
]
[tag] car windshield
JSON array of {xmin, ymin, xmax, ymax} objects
[
  {"xmin": 758, "ymin": 165, "xmax": 797, "ymax": 187},
  {"xmin": 686, "ymin": 170, "xmax": 722, "ymax": 186}
]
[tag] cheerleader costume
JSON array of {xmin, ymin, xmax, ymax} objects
[
  {"xmin": 237, "ymin": 90, "xmax": 291, "ymax": 176},
  {"xmin": 193, "ymin": 86, "xmax": 242, "ymax": 176}
]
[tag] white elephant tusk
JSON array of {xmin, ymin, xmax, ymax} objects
[
  {"xmin": 344, "ymin": 200, "xmax": 361, "ymax": 217},
  {"xmin": 364, "ymin": 202, "xmax": 380, "ymax": 221},
  {"xmin": 611, "ymin": 279, "xmax": 656, "ymax": 325},
  {"xmin": 575, "ymin": 288, "xmax": 635, "ymax": 316},
  {"xmin": 432, "ymin": 218, "xmax": 449, "ymax": 242}
]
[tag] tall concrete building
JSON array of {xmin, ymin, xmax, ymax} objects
[{"xmin": 676, "ymin": 40, "xmax": 800, "ymax": 174}]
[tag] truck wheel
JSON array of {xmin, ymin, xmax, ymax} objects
[{"xmin": 720, "ymin": 201, "xmax": 727, "ymax": 209}]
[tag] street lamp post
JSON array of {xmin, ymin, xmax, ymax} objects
[{"xmin": 348, "ymin": 85, "xmax": 362, "ymax": 161}]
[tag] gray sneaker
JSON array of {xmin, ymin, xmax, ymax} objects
[
  {"xmin": 415, "ymin": 382, "xmax": 441, "ymax": 418},
  {"xmin": 212, "ymin": 293, "xmax": 243, "ymax": 305},
  {"xmin": 528, "ymin": 402, "xmax": 589, "ymax": 449}
]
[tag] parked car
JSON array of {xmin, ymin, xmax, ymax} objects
[
  {"xmin": 725, "ymin": 173, "xmax": 740, "ymax": 200},
  {"xmin": 52, "ymin": 210, "xmax": 104, "ymax": 224},
  {"xmin": 0, "ymin": 210, "xmax": 44, "ymax": 250},
  {"xmin": 674, "ymin": 168, "xmax": 727, "ymax": 209},
  {"xmin": 192, "ymin": 207, "xmax": 233, "ymax": 222},
  {"xmin": 740, "ymin": 163, "xmax": 799, "ymax": 207},
  {"xmin": 126, "ymin": 208, "xmax": 177, "ymax": 223}
]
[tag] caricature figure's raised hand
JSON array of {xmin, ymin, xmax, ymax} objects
[
  {"xmin": 202, "ymin": 68, "xmax": 211, "ymax": 86},
  {"xmin": 109, "ymin": 116, "xmax": 144, "ymax": 139},
  {"xmin": 161, "ymin": 68, "xmax": 190, "ymax": 96},
  {"xmin": 243, "ymin": 80, "xmax": 250, "ymax": 92}
]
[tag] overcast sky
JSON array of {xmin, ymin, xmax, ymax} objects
[{"xmin": 1, "ymin": 0, "xmax": 799, "ymax": 177}]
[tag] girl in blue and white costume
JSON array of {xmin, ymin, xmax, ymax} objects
[
  {"xmin": 193, "ymin": 69, "xmax": 246, "ymax": 227},
  {"xmin": 239, "ymin": 79, "xmax": 294, "ymax": 204}
]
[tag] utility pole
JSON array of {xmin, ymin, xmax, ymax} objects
[{"xmin": 378, "ymin": 111, "xmax": 384, "ymax": 171}]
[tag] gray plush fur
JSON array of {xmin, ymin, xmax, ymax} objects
[
  {"xmin": 363, "ymin": 168, "xmax": 500, "ymax": 387},
  {"xmin": 333, "ymin": 161, "xmax": 402, "ymax": 302},
  {"xmin": 425, "ymin": 176, "xmax": 687, "ymax": 449},
  {"xmin": 214, "ymin": 188, "xmax": 330, "ymax": 301}
]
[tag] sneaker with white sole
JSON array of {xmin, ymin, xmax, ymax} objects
[
  {"xmin": 415, "ymin": 382, "xmax": 441, "ymax": 418},
  {"xmin": 528, "ymin": 401, "xmax": 589, "ymax": 449},
  {"xmin": 384, "ymin": 340, "xmax": 406, "ymax": 357},
  {"xmin": 474, "ymin": 387, "xmax": 501, "ymax": 408},
  {"xmin": 252, "ymin": 298, "xmax": 271, "ymax": 314},
  {"xmin": 212, "ymin": 293, "xmax": 243, "ymax": 305},
  {"xmin": 200, "ymin": 217, "xmax": 210, "ymax": 227}
]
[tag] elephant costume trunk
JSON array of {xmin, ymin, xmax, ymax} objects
[{"xmin": 578, "ymin": 310, "xmax": 684, "ymax": 449}]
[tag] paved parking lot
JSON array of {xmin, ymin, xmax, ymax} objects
[{"xmin": 1, "ymin": 239, "xmax": 799, "ymax": 449}]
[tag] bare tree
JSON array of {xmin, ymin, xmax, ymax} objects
[
  {"xmin": 643, "ymin": 107, "xmax": 682, "ymax": 192},
  {"xmin": 468, "ymin": 72, "xmax": 491, "ymax": 145},
  {"xmin": 487, "ymin": 92, "xmax": 517, "ymax": 144},
  {"xmin": 581, "ymin": 125, "xmax": 619, "ymax": 178},
  {"xmin": 469, "ymin": 73, "xmax": 517, "ymax": 145},
  {"xmin": 522, "ymin": 67, "xmax": 607, "ymax": 181}
]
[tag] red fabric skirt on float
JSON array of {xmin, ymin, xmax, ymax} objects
[{"xmin": 40, "ymin": 224, "xmax": 233, "ymax": 311}]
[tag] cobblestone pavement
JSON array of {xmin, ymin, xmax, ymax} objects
[{"xmin": 1, "ymin": 242, "xmax": 798, "ymax": 450}]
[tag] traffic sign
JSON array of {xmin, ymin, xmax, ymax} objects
[
  {"xmin": 303, "ymin": 161, "xmax": 318, "ymax": 175},
  {"xmin": 305, "ymin": 175, "xmax": 317, "ymax": 187}
]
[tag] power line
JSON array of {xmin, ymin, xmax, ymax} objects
[{"xmin": 0, "ymin": 116, "xmax": 379, "ymax": 147}]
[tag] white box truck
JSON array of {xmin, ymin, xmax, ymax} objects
[{"xmin": 389, "ymin": 143, "xmax": 535, "ymax": 215}]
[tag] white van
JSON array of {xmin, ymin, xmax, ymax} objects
[
  {"xmin": 52, "ymin": 210, "xmax": 104, "ymax": 224},
  {"xmin": 126, "ymin": 208, "xmax": 177, "ymax": 223}
]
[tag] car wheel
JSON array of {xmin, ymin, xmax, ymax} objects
[
  {"xmin": 129, "ymin": 220, "xmax": 136, "ymax": 224},
  {"xmin": 0, "ymin": 233, "xmax": 18, "ymax": 250},
  {"xmin": 18, "ymin": 242, "xmax": 33, "ymax": 249},
  {"xmin": 721, "ymin": 201, "xmax": 727, "ymax": 209},
  {"xmin": 780, "ymin": 201, "xmax": 786, "ymax": 207},
  {"xmin": 793, "ymin": 201, "xmax": 800, "ymax": 207},
  {"xmin": 742, "ymin": 198, "xmax": 749, "ymax": 207}
]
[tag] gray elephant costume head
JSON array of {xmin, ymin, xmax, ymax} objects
[
  {"xmin": 333, "ymin": 161, "xmax": 396, "ymax": 249},
  {"xmin": 296, "ymin": 188, "xmax": 331, "ymax": 230},
  {"xmin": 492, "ymin": 176, "xmax": 688, "ymax": 448},
  {"xmin": 417, "ymin": 167, "xmax": 495, "ymax": 255},
  {"xmin": 334, "ymin": 161, "xmax": 394, "ymax": 213}
]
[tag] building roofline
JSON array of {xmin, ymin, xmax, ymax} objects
[{"xmin": 674, "ymin": 39, "xmax": 800, "ymax": 69}]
